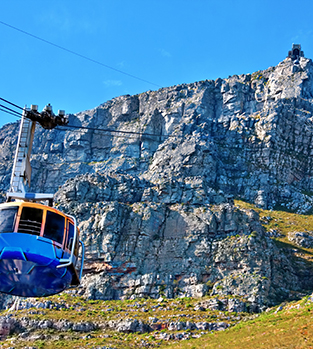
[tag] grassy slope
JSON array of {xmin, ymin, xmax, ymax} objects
[
  {"xmin": 0, "ymin": 295, "xmax": 246, "ymax": 349},
  {"xmin": 2, "ymin": 295, "xmax": 313, "ymax": 349},
  {"xmin": 160, "ymin": 298, "xmax": 313, "ymax": 349},
  {"xmin": 234, "ymin": 200, "xmax": 313, "ymax": 265}
]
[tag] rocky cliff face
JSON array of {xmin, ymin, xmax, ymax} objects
[
  {"xmin": 1, "ymin": 55, "xmax": 313, "ymax": 308},
  {"xmin": 2, "ymin": 56, "xmax": 313, "ymax": 212}
]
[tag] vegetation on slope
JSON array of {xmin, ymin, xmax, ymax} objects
[
  {"xmin": 235, "ymin": 200, "xmax": 313, "ymax": 264},
  {"xmin": 0, "ymin": 294, "xmax": 247, "ymax": 349},
  {"xmin": 1, "ymin": 293, "xmax": 313, "ymax": 349},
  {"xmin": 162, "ymin": 296, "xmax": 313, "ymax": 349}
]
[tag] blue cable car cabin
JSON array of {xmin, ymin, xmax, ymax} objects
[{"xmin": 0, "ymin": 201, "xmax": 84, "ymax": 297}]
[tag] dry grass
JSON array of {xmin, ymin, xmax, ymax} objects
[
  {"xmin": 3, "ymin": 296, "xmax": 313, "ymax": 349},
  {"xmin": 0, "ymin": 295, "xmax": 245, "ymax": 349},
  {"xmin": 234, "ymin": 200, "xmax": 313, "ymax": 235},
  {"xmin": 235, "ymin": 199, "xmax": 313, "ymax": 262},
  {"xmin": 159, "ymin": 300, "xmax": 313, "ymax": 349}
]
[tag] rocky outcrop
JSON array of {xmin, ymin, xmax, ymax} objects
[
  {"xmin": 53, "ymin": 172, "xmax": 301, "ymax": 309},
  {"xmin": 0, "ymin": 296, "xmax": 241, "ymax": 342},
  {"xmin": 0, "ymin": 313, "xmax": 230, "ymax": 343},
  {"xmin": 1, "ymin": 54, "xmax": 313, "ymax": 307}
]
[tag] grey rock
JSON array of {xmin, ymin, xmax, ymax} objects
[
  {"xmin": 288, "ymin": 231, "xmax": 313, "ymax": 248},
  {"xmin": 72, "ymin": 322, "xmax": 95, "ymax": 332},
  {"xmin": 115, "ymin": 319, "xmax": 150, "ymax": 333},
  {"xmin": 1, "ymin": 57, "xmax": 313, "ymax": 214},
  {"xmin": 213, "ymin": 322, "xmax": 230, "ymax": 331},
  {"xmin": 0, "ymin": 316, "xmax": 17, "ymax": 337},
  {"xmin": 195, "ymin": 322, "xmax": 213, "ymax": 330}
]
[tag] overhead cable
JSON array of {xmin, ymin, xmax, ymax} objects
[
  {"xmin": 0, "ymin": 98, "xmax": 173, "ymax": 138},
  {"xmin": 0, "ymin": 105, "xmax": 145, "ymax": 139},
  {"xmin": 0, "ymin": 20, "xmax": 161, "ymax": 89},
  {"xmin": 58, "ymin": 124, "xmax": 172, "ymax": 138},
  {"xmin": 0, "ymin": 97, "xmax": 24, "ymax": 111},
  {"xmin": 56, "ymin": 126, "xmax": 144, "ymax": 140},
  {"xmin": 0, "ymin": 108, "xmax": 22, "ymax": 118},
  {"xmin": 0, "ymin": 104, "xmax": 22, "ymax": 117}
]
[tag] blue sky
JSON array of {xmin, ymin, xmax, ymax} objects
[{"xmin": 1, "ymin": 0, "xmax": 313, "ymax": 128}]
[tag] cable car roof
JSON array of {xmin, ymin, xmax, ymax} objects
[{"xmin": 0, "ymin": 201, "xmax": 73, "ymax": 221}]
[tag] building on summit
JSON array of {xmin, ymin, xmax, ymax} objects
[{"xmin": 288, "ymin": 44, "xmax": 304, "ymax": 61}]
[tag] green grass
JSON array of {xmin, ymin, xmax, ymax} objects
[
  {"xmin": 235, "ymin": 199, "xmax": 313, "ymax": 262},
  {"xmin": 4, "ymin": 296, "xmax": 313, "ymax": 349},
  {"xmin": 0, "ymin": 294, "xmax": 247, "ymax": 349},
  {"xmin": 234, "ymin": 200, "xmax": 313, "ymax": 235},
  {"xmin": 159, "ymin": 300, "xmax": 313, "ymax": 348}
]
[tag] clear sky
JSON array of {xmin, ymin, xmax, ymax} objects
[{"xmin": 1, "ymin": 0, "xmax": 313, "ymax": 128}]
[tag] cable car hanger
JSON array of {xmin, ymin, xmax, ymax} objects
[{"xmin": 6, "ymin": 104, "xmax": 68, "ymax": 204}]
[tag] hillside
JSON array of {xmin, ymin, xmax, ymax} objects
[
  {"xmin": 1, "ymin": 46, "xmax": 313, "ymax": 347},
  {"xmin": 0, "ymin": 280, "xmax": 313, "ymax": 348},
  {"xmin": 1, "ymin": 202, "xmax": 313, "ymax": 348}
]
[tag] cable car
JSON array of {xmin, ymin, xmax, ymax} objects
[
  {"xmin": 0, "ymin": 104, "xmax": 85, "ymax": 297},
  {"xmin": 0, "ymin": 201, "xmax": 84, "ymax": 297}
]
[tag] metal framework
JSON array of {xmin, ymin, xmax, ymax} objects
[{"xmin": 6, "ymin": 104, "xmax": 68, "ymax": 205}]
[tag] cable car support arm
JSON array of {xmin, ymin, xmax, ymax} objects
[{"xmin": 6, "ymin": 104, "xmax": 68, "ymax": 204}]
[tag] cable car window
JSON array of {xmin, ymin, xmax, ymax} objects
[
  {"xmin": 0, "ymin": 207, "xmax": 18, "ymax": 233},
  {"xmin": 66, "ymin": 222, "xmax": 75, "ymax": 251},
  {"xmin": 18, "ymin": 207, "xmax": 43, "ymax": 235},
  {"xmin": 44, "ymin": 211, "xmax": 65, "ymax": 244}
]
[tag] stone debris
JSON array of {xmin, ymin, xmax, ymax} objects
[
  {"xmin": 266, "ymin": 229, "xmax": 281, "ymax": 238},
  {"xmin": 6, "ymin": 290, "xmax": 313, "ymax": 344},
  {"xmin": 0, "ymin": 313, "xmax": 231, "ymax": 342},
  {"xmin": 288, "ymin": 231, "xmax": 313, "ymax": 248}
]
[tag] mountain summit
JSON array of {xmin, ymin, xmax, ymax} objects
[{"xmin": 1, "ymin": 45, "xmax": 313, "ymax": 309}]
